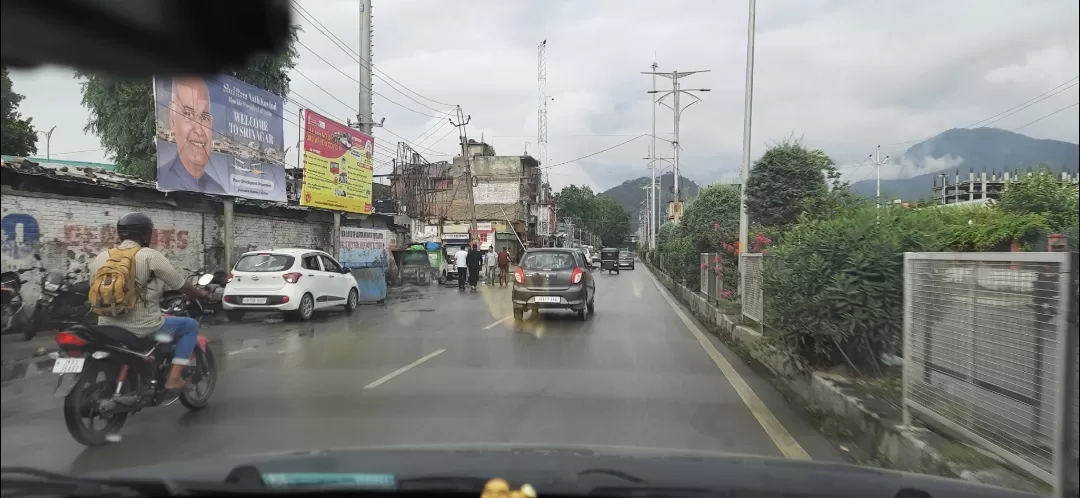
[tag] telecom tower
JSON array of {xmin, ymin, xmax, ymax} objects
[{"xmin": 537, "ymin": 40, "xmax": 550, "ymax": 242}]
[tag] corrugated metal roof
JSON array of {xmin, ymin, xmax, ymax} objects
[{"xmin": 1, "ymin": 157, "xmax": 152, "ymax": 189}]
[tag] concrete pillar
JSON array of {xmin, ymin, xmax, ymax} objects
[
  {"xmin": 332, "ymin": 212, "xmax": 342, "ymax": 258},
  {"xmin": 223, "ymin": 198, "xmax": 235, "ymax": 270}
]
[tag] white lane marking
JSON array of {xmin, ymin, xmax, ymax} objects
[
  {"xmin": 363, "ymin": 349, "xmax": 447, "ymax": 390},
  {"xmin": 644, "ymin": 268, "xmax": 811, "ymax": 460},
  {"xmin": 226, "ymin": 346, "xmax": 259, "ymax": 356},
  {"xmin": 483, "ymin": 316, "xmax": 513, "ymax": 330}
]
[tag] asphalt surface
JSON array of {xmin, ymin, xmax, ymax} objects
[{"xmin": 0, "ymin": 264, "xmax": 844, "ymax": 475}]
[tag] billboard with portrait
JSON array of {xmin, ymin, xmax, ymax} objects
[
  {"xmin": 299, "ymin": 109, "xmax": 374, "ymax": 214},
  {"xmin": 153, "ymin": 76, "xmax": 286, "ymax": 202}
]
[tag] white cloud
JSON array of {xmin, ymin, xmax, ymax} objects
[{"xmin": 7, "ymin": 0, "xmax": 1078, "ymax": 192}]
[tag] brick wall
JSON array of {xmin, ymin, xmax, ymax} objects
[
  {"xmin": 233, "ymin": 213, "xmax": 332, "ymax": 261},
  {"xmin": 1, "ymin": 192, "xmax": 333, "ymax": 307}
]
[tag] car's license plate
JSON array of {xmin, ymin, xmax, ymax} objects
[
  {"xmin": 52, "ymin": 358, "xmax": 85, "ymax": 374},
  {"xmin": 242, "ymin": 297, "xmax": 268, "ymax": 304},
  {"xmin": 534, "ymin": 296, "xmax": 560, "ymax": 303}
]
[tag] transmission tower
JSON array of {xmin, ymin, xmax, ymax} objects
[{"xmin": 537, "ymin": 40, "xmax": 550, "ymax": 241}]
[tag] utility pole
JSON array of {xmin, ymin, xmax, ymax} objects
[
  {"xmin": 871, "ymin": 145, "xmax": 890, "ymax": 208},
  {"xmin": 357, "ymin": 0, "xmax": 373, "ymax": 135},
  {"xmin": 738, "ymin": 0, "xmax": 756, "ymax": 295},
  {"xmin": 450, "ymin": 106, "xmax": 478, "ymax": 240},
  {"xmin": 644, "ymin": 69, "xmax": 710, "ymax": 223},
  {"xmin": 38, "ymin": 126, "xmax": 56, "ymax": 160}
]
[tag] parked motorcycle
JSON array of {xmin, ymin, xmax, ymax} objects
[
  {"xmin": 1, "ymin": 267, "xmax": 37, "ymax": 340},
  {"xmin": 161, "ymin": 273, "xmax": 218, "ymax": 323},
  {"xmin": 28, "ymin": 269, "xmax": 92, "ymax": 340},
  {"xmin": 51, "ymin": 293, "xmax": 218, "ymax": 446}
]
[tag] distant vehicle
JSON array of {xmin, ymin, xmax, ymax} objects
[
  {"xmin": 512, "ymin": 248, "xmax": 595, "ymax": 322},
  {"xmin": 618, "ymin": 249, "xmax": 635, "ymax": 270},
  {"xmin": 580, "ymin": 247, "xmax": 597, "ymax": 268},
  {"xmin": 222, "ymin": 248, "xmax": 359, "ymax": 322},
  {"xmin": 600, "ymin": 247, "xmax": 620, "ymax": 274}
]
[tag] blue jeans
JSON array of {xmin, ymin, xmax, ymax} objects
[{"xmin": 159, "ymin": 316, "xmax": 199, "ymax": 365}]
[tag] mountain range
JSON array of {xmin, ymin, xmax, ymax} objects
[
  {"xmin": 848, "ymin": 128, "xmax": 1079, "ymax": 201},
  {"xmin": 598, "ymin": 172, "xmax": 701, "ymax": 227},
  {"xmin": 598, "ymin": 128, "xmax": 1078, "ymax": 223}
]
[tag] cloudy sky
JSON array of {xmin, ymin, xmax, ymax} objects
[{"xmin": 9, "ymin": 0, "xmax": 1079, "ymax": 191}]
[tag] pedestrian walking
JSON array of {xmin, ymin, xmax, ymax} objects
[
  {"xmin": 466, "ymin": 242, "xmax": 483, "ymax": 290},
  {"xmin": 454, "ymin": 245, "xmax": 469, "ymax": 291},
  {"xmin": 497, "ymin": 247, "xmax": 511, "ymax": 286},
  {"xmin": 485, "ymin": 248, "xmax": 497, "ymax": 285}
]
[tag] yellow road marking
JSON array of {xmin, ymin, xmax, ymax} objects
[
  {"xmin": 645, "ymin": 268, "xmax": 811, "ymax": 460},
  {"xmin": 363, "ymin": 349, "xmax": 446, "ymax": 390}
]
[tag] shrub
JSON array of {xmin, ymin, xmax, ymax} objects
[{"xmin": 762, "ymin": 205, "xmax": 942, "ymax": 373}]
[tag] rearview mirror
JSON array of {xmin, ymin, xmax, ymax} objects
[{"xmin": 197, "ymin": 274, "xmax": 215, "ymax": 286}]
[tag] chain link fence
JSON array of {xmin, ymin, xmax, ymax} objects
[{"xmin": 902, "ymin": 252, "xmax": 1078, "ymax": 493}]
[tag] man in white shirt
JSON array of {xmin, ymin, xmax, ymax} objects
[
  {"xmin": 454, "ymin": 246, "xmax": 469, "ymax": 291},
  {"xmin": 485, "ymin": 249, "xmax": 498, "ymax": 285}
]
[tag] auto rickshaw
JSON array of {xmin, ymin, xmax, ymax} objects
[{"xmin": 600, "ymin": 247, "xmax": 620, "ymax": 274}]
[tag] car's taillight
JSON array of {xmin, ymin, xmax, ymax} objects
[
  {"xmin": 55, "ymin": 331, "xmax": 87, "ymax": 347},
  {"xmin": 226, "ymin": 272, "xmax": 234, "ymax": 283},
  {"xmin": 571, "ymin": 267, "xmax": 583, "ymax": 284},
  {"xmin": 514, "ymin": 267, "xmax": 525, "ymax": 284},
  {"xmin": 222, "ymin": 295, "xmax": 231, "ymax": 303},
  {"xmin": 282, "ymin": 272, "xmax": 302, "ymax": 284},
  {"xmin": 281, "ymin": 295, "xmax": 290, "ymax": 304}
]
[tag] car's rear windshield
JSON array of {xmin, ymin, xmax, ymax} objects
[
  {"xmin": 520, "ymin": 251, "xmax": 576, "ymax": 271},
  {"xmin": 235, "ymin": 254, "xmax": 294, "ymax": 272}
]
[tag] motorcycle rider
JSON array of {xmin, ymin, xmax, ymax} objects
[{"xmin": 90, "ymin": 213, "xmax": 208, "ymax": 390}]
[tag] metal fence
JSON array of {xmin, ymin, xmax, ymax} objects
[
  {"xmin": 902, "ymin": 252, "xmax": 1078, "ymax": 492},
  {"xmin": 741, "ymin": 253, "xmax": 764, "ymax": 325}
]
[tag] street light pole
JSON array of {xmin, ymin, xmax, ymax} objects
[
  {"xmin": 649, "ymin": 61, "xmax": 658, "ymax": 250},
  {"xmin": 38, "ymin": 126, "xmax": 56, "ymax": 160},
  {"xmin": 643, "ymin": 70, "xmax": 710, "ymax": 223},
  {"xmin": 738, "ymin": 0, "xmax": 756, "ymax": 295}
]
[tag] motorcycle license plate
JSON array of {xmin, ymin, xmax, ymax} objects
[
  {"xmin": 242, "ymin": 297, "xmax": 267, "ymax": 304},
  {"xmin": 52, "ymin": 358, "xmax": 85, "ymax": 374}
]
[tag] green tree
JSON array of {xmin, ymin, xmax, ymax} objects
[
  {"xmin": 1, "ymin": 69, "xmax": 38, "ymax": 156},
  {"xmin": 591, "ymin": 197, "xmax": 632, "ymax": 246},
  {"xmin": 995, "ymin": 168, "xmax": 1079, "ymax": 232},
  {"xmin": 680, "ymin": 183, "xmax": 741, "ymax": 251},
  {"xmin": 745, "ymin": 139, "xmax": 835, "ymax": 227},
  {"xmin": 79, "ymin": 27, "xmax": 299, "ymax": 179},
  {"xmin": 554, "ymin": 184, "xmax": 596, "ymax": 224}
]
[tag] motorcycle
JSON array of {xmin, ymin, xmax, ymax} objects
[
  {"xmin": 51, "ymin": 283, "xmax": 218, "ymax": 446},
  {"xmin": 28, "ymin": 268, "xmax": 93, "ymax": 340},
  {"xmin": 1, "ymin": 267, "xmax": 37, "ymax": 340},
  {"xmin": 162, "ymin": 272, "xmax": 220, "ymax": 323}
]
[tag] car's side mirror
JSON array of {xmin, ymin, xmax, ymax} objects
[{"xmin": 341, "ymin": 267, "xmax": 352, "ymax": 274}]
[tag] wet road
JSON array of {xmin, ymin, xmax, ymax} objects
[{"xmin": 0, "ymin": 265, "xmax": 843, "ymax": 474}]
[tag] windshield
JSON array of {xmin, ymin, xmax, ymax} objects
[
  {"xmin": 400, "ymin": 251, "xmax": 430, "ymax": 266},
  {"xmin": 520, "ymin": 251, "xmax": 576, "ymax": 271},
  {"xmin": 3, "ymin": 2, "xmax": 1076, "ymax": 497},
  {"xmin": 234, "ymin": 254, "xmax": 294, "ymax": 272}
]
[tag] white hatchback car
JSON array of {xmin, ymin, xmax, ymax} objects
[{"xmin": 222, "ymin": 248, "xmax": 359, "ymax": 322}]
